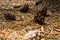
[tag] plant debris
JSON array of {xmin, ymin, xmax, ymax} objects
[{"xmin": 0, "ymin": 0, "xmax": 60, "ymax": 40}]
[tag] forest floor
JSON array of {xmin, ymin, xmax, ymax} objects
[{"xmin": 0, "ymin": 0, "xmax": 60, "ymax": 40}]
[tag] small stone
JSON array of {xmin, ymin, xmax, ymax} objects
[
  {"xmin": 20, "ymin": 4, "xmax": 29, "ymax": 13},
  {"xmin": 4, "ymin": 13, "xmax": 16, "ymax": 21},
  {"xmin": 34, "ymin": 15, "xmax": 46, "ymax": 25}
]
